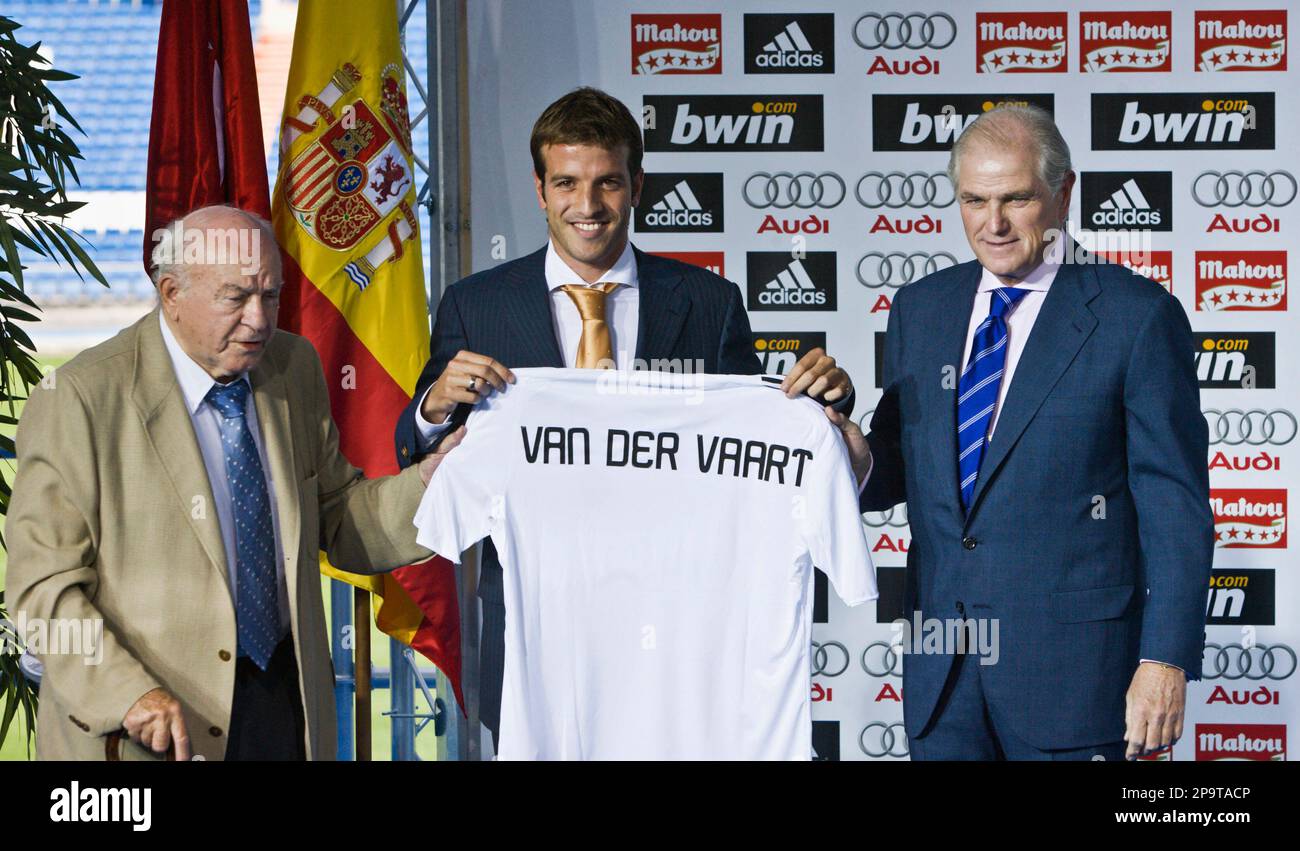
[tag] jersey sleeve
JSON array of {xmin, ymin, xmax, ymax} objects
[
  {"xmin": 412, "ymin": 399, "xmax": 511, "ymax": 564},
  {"xmin": 797, "ymin": 418, "xmax": 878, "ymax": 606}
]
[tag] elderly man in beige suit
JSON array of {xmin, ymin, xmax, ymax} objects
[{"xmin": 7, "ymin": 205, "xmax": 460, "ymax": 761}]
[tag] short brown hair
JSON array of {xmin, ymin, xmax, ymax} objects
[{"xmin": 530, "ymin": 87, "xmax": 644, "ymax": 181}]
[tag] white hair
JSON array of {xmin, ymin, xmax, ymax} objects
[
  {"xmin": 947, "ymin": 103, "xmax": 1073, "ymax": 195},
  {"xmin": 149, "ymin": 205, "xmax": 279, "ymax": 290}
]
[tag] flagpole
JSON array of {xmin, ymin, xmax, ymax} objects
[{"xmin": 354, "ymin": 588, "xmax": 372, "ymax": 760}]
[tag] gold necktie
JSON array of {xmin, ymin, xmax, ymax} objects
[{"xmin": 561, "ymin": 282, "xmax": 619, "ymax": 369}]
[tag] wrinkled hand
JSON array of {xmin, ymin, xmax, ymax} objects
[
  {"xmin": 420, "ymin": 350, "xmax": 515, "ymax": 425},
  {"xmin": 780, "ymin": 347, "xmax": 852, "ymax": 404},
  {"xmin": 824, "ymin": 406, "xmax": 872, "ymax": 485},
  {"xmin": 1124, "ymin": 662, "xmax": 1186, "ymax": 760},
  {"xmin": 418, "ymin": 425, "xmax": 466, "ymax": 486},
  {"xmin": 122, "ymin": 687, "xmax": 190, "ymax": 761}
]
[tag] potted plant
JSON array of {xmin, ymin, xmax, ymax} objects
[{"xmin": 0, "ymin": 13, "xmax": 106, "ymax": 756}]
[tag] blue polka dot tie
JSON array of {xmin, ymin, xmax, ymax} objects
[
  {"xmin": 206, "ymin": 380, "xmax": 279, "ymax": 670},
  {"xmin": 956, "ymin": 287, "xmax": 1030, "ymax": 514}
]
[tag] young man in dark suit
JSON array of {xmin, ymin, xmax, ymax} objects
[{"xmin": 395, "ymin": 88, "xmax": 856, "ymax": 747}]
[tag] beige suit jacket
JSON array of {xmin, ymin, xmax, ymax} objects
[{"xmin": 6, "ymin": 310, "xmax": 433, "ymax": 760}]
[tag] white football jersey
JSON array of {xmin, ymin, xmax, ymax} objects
[{"xmin": 414, "ymin": 368, "xmax": 875, "ymax": 759}]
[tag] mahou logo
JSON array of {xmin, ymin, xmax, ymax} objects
[
  {"xmin": 976, "ymin": 12, "xmax": 1068, "ymax": 73},
  {"xmin": 1096, "ymin": 249, "xmax": 1173, "ymax": 293},
  {"xmin": 1079, "ymin": 11, "xmax": 1172, "ymax": 72},
  {"xmin": 649, "ymin": 250, "xmax": 724, "ymax": 278},
  {"xmin": 1210, "ymin": 488, "xmax": 1287, "ymax": 548},
  {"xmin": 631, "ymin": 14, "xmax": 722, "ymax": 75},
  {"xmin": 1196, "ymin": 10, "xmax": 1287, "ymax": 72},
  {"xmin": 1196, "ymin": 724, "xmax": 1286, "ymax": 761},
  {"xmin": 1196, "ymin": 251, "xmax": 1287, "ymax": 311}
]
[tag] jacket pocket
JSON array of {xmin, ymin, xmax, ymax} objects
[{"xmin": 1049, "ymin": 583, "xmax": 1135, "ymax": 623}]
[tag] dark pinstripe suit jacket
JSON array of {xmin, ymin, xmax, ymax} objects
[{"xmin": 394, "ymin": 244, "xmax": 769, "ymax": 604}]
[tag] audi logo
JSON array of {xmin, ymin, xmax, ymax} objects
[
  {"xmin": 1203, "ymin": 643, "xmax": 1296, "ymax": 681},
  {"xmin": 743, "ymin": 171, "xmax": 846, "ymax": 209},
  {"xmin": 864, "ymin": 504, "xmax": 909, "ymax": 528},
  {"xmin": 1204, "ymin": 409, "xmax": 1297, "ymax": 446},
  {"xmin": 856, "ymin": 172, "xmax": 954, "ymax": 209},
  {"xmin": 859, "ymin": 721, "xmax": 909, "ymax": 758},
  {"xmin": 853, "ymin": 12, "xmax": 957, "ymax": 50},
  {"xmin": 1192, "ymin": 170, "xmax": 1297, "ymax": 208},
  {"xmin": 862, "ymin": 640, "xmax": 903, "ymax": 677},
  {"xmin": 811, "ymin": 641, "xmax": 850, "ymax": 677},
  {"xmin": 856, "ymin": 251, "xmax": 959, "ymax": 289}
]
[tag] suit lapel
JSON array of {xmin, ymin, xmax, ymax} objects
[
  {"xmin": 131, "ymin": 311, "xmax": 229, "ymax": 589},
  {"xmin": 934, "ymin": 265, "xmax": 983, "ymax": 512},
  {"xmin": 250, "ymin": 343, "xmax": 301, "ymax": 611},
  {"xmin": 633, "ymin": 248, "xmax": 688, "ymax": 363},
  {"xmin": 505, "ymin": 248, "xmax": 565, "ymax": 367},
  {"xmin": 965, "ymin": 259, "xmax": 1100, "ymax": 520}
]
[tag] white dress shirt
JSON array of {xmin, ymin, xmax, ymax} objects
[
  {"xmin": 159, "ymin": 313, "xmax": 290, "ymax": 638},
  {"xmin": 415, "ymin": 240, "xmax": 640, "ymax": 445}
]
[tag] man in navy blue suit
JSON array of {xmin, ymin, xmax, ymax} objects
[
  {"xmin": 395, "ymin": 88, "xmax": 856, "ymax": 747},
  {"xmin": 830, "ymin": 105, "xmax": 1213, "ymax": 760}
]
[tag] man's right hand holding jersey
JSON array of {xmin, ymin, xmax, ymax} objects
[{"xmin": 420, "ymin": 350, "xmax": 517, "ymax": 425}]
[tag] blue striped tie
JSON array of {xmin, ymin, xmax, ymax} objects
[
  {"xmin": 206, "ymin": 380, "xmax": 279, "ymax": 670},
  {"xmin": 956, "ymin": 287, "xmax": 1030, "ymax": 513}
]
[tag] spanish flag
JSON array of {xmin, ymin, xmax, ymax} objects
[{"xmin": 271, "ymin": 1, "xmax": 463, "ymax": 709}]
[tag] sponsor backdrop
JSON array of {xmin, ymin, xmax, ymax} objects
[{"xmin": 466, "ymin": 0, "xmax": 1298, "ymax": 760}]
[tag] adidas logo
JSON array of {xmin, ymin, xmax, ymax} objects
[
  {"xmin": 759, "ymin": 259, "xmax": 827, "ymax": 305},
  {"xmin": 644, "ymin": 180, "xmax": 714, "ymax": 227},
  {"xmin": 756, "ymin": 21, "xmax": 825, "ymax": 69},
  {"xmin": 1093, "ymin": 178, "xmax": 1162, "ymax": 227}
]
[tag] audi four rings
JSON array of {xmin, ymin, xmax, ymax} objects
[
  {"xmin": 1203, "ymin": 409, "xmax": 1298, "ymax": 446},
  {"xmin": 859, "ymin": 722, "xmax": 909, "ymax": 758},
  {"xmin": 856, "ymin": 251, "xmax": 959, "ymax": 288},
  {"xmin": 742, "ymin": 171, "xmax": 952, "ymax": 210},
  {"xmin": 1192, "ymin": 170, "xmax": 1297, "ymax": 208},
  {"xmin": 743, "ymin": 172, "xmax": 846, "ymax": 209},
  {"xmin": 856, "ymin": 172, "xmax": 955, "ymax": 209},
  {"xmin": 853, "ymin": 12, "xmax": 956, "ymax": 50},
  {"xmin": 1202, "ymin": 643, "xmax": 1297, "ymax": 681}
]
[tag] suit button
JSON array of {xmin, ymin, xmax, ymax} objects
[
  {"xmin": 962, "ymin": 536, "xmax": 978, "ymax": 550},
  {"xmin": 218, "ymin": 649, "xmax": 232, "ymax": 662},
  {"xmin": 956, "ymin": 601, "xmax": 966, "ymax": 616},
  {"xmin": 401, "ymin": 445, "xmax": 409, "ymax": 458},
  {"xmin": 209, "ymin": 726, "xmax": 223, "ymax": 738}
]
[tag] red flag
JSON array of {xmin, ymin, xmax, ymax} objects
[{"xmin": 143, "ymin": 0, "xmax": 268, "ymax": 270}]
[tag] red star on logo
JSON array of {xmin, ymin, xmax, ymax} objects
[
  {"xmin": 993, "ymin": 54, "xmax": 1005, "ymax": 67},
  {"xmin": 1227, "ymin": 290, "xmax": 1240, "ymax": 302},
  {"xmin": 1211, "ymin": 293, "xmax": 1224, "ymax": 305}
]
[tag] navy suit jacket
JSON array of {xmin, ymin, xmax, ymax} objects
[
  {"xmin": 395, "ymin": 245, "xmax": 778, "ymax": 605},
  {"xmin": 862, "ymin": 253, "xmax": 1213, "ymax": 750}
]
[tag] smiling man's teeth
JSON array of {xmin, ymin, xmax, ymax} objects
[{"xmin": 574, "ymin": 222, "xmax": 603, "ymax": 232}]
